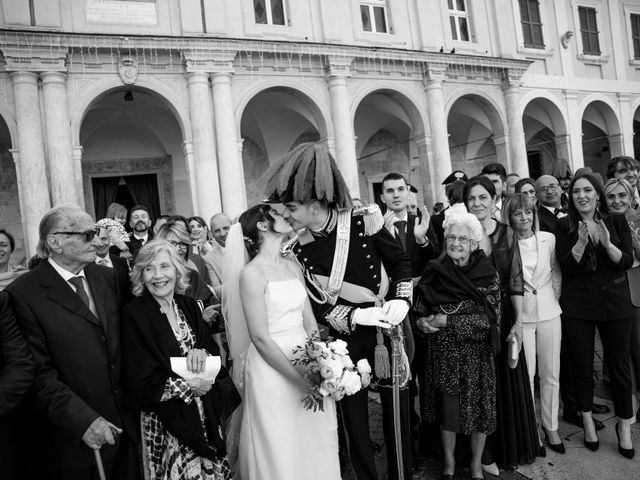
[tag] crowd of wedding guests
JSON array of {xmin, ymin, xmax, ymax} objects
[{"xmin": 1, "ymin": 153, "xmax": 639, "ymax": 479}]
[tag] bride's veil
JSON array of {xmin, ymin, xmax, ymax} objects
[{"xmin": 221, "ymin": 222, "xmax": 251, "ymax": 469}]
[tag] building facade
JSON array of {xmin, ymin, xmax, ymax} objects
[{"xmin": 1, "ymin": 0, "xmax": 640, "ymax": 259}]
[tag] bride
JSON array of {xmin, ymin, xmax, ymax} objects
[{"xmin": 222, "ymin": 204, "xmax": 341, "ymax": 480}]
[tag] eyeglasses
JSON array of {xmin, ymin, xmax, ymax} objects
[
  {"xmin": 537, "ymin": 184, "xmax": 559, "ymax": 194},
  {"xmin": 167, "ymin": 240, "xmax": 189, "ymax": 250},
  {"xmin": 52, "ymin": 229, "xmax": 100, "ymax": 243},
  {"xmin": 445, "ymin": 234, "xmax": 471, "ymax": 245}
]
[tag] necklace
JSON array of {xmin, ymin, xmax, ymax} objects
[{"xmin": 440, "ymin": 302, "xmax": 464, "ymax": 315}]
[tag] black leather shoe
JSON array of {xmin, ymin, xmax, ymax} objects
[
  {"xmin": 592, "ymin": 403, "xmax": 610, "ymax": 415},
  {"xmin": 616, "ymin": 423, "xmax": 635, "ymax": 459}
]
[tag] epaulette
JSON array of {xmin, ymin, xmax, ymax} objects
[{"xmin": 352, "ymin": 204, "xmax": 384, "ymax": 235}]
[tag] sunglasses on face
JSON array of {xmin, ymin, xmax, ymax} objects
[{"xmin": 52, "ymin": 228, "xmax": 100, "ymax": 243}]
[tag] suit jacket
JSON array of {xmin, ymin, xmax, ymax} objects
[
  {"xmin": 0, "ymin": 292, "xmax": 34, "ymax": 477},
  {"xmin": 129, "ymin": 231, "xmax": 154, "ymax": 259},
  {"xmin": 520, "ymin": 232, "xmax": 562, "ymax": 323},
  {"xmin": 109, "ymin": 253, "xmax": 132, "ymax": 304},
  {"xmin": 5, "ymin": 261, "xmax": 137, "ymax": 471},
  {"xmin": 538, "ymin": 206, "xmax": 560, "ymax": 234},
  {"xmin": 556, "ymin": 214, "xmax": 634, "ymax": 322},
  {"xmin": 403, "ymin": 213, "xmax": 438, "ymax": 278}
]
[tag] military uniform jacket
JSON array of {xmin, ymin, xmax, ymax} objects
[{"xmin": 294, "ymin": 209, "xmax": 413, "ymax": 335}]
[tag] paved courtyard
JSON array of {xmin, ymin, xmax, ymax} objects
[{"xmin": 342, "ymin": 333, "xmax": 640, "ymax": 480}]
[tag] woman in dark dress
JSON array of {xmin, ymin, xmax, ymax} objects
[
  {"xmin": 464, "ymin": 176, "xmax": 539, "ymax": 472},
  {"xmin": 122, "ymin": 240, "xmax": 241, "ymax": 479},
  {"xmin": 416, "ymin": 211, "xmax": 500, "ymax": 480}
]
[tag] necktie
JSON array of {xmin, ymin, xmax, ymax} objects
[
  {"xmin": 394, "ymin": 220, "xmax": 407, "ymax": 251},
  {"xmin": 96, "ymin": 257, "xmax": 106, "ymax": 266},
  {"xmin": 69, "ymin": 276, "xmax": 90, "ymax": 308}
]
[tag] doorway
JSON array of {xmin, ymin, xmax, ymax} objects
[{"xmin": 92, "ymin": 173, "xmax": 161, "ymax": 224}]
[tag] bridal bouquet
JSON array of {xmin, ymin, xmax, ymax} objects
[{"xmin": 292, "ymin": 332, "xmax": 372, "ymax": 412}]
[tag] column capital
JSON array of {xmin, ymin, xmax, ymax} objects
[
  {"xmin": 182, "ymin": 48, "xmax": 237, "ymax": 74},
  {"xmin": 501, "ymin": 66, "xmax": 527, "ymax": 88},
  {"xmin": 493, "ymin": 134, "xmax": 508, "ymax": 146},
  {"xmin": 9, "ymin": 71, "xmax": 39, "ymax": 85},
  {"xmin": 3, "ymin": 46, "xmax": 68, "ymax": 72},
  {"xmin": 181, "ymin": 141, "xmax": 194, "ymax": 156},
  {"xmin": 617, "ymin": 92, "xmax": 632, "ymax": 103},
  {"xmin": 563, "ymin": 89, "xmax": 580, "ymax": 101},
  {"xmin": 40, "ymin": 71, "xmax": 68, "ymax": 86},
  {"xmin": 185, "ymin": 70, "xmax": 210, "ymax": 86},
  {"xmin": 414, "ymin": 136, "xmax": 432, "ymax": 149},
  {"xmin": 72, "ymin": 145, "xmax": 84, "ymax": 160},
  {"xmin": 237, "ymin": 137, "xmax": 245, "ymax": 153},
  {"xmin": 424, "ymin": 63, "xmax": 448, "ymax": 83},
  {"xmin": 324, "ymin": 55, "xmax": 354, "ymax": 77},
  {"xmin": 8, "ymin": 148, "xmax": 19, "ymax": 163}
]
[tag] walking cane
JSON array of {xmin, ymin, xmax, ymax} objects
[
  {"xmin": 93, "ymin": 448, "xmax": 107, "ymax": 480},
  {"xmin": 390, "ymin": 324, "xmax": 406, "ymax": 480}
]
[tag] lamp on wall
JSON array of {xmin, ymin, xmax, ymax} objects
[{"xmin": 124, "ymin": 90, "xmax": 134, "ymax": 102}]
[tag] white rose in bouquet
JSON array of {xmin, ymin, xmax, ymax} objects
[
  {"xmin": 318, "ymin": 357, "xmax": 343, "ymax": 379},
  {"xmin": 340, "ymin": 370, "xmax": 363, "ymax": 396},
  {"xmin": 356, "ymin": 359, "xmax": 372, "ymax": 374},
  {"xmin": 328, "ymin": 339, "xmax": 349, "ymax": 356}
]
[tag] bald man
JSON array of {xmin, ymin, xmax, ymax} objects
[{"xmin": 5, "ymin": 205, "xmax": 138, "ymax": 479}]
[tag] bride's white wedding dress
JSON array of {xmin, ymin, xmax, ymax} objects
[{"xmin": 238, "ymin": 277, "xmax": 341, "ymax": 480}]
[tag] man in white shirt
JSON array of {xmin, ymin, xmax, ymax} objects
[{"xmin": 6, "ymin": 205, "xmax": 138, "ymax": 478}]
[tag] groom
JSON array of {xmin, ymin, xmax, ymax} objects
[{"xmin": 262, "ymin": 142, "xmax": 414, "ymax": 480}]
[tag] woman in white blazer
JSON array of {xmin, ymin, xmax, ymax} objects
[{"xmin": 503, "ymin": 194, "xmax": 565, "ymax": 454}]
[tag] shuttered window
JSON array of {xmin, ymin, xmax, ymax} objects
[
  {"xmin": 578, "ymin": 6, "xmax": 601, "ymax": 55},
  {"xmin": 519, "ymin": 0, "xmax": 545, "ymax": 48},
  {"xmin": 631, "ymin": 14, "xmax": 640, "ymax": 59}
]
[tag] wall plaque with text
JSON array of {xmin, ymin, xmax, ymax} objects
[{"xmin": 86, "ymin": 0, "xmax": 157, "ymax": 25}]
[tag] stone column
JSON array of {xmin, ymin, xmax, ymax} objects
[
  {"xmin": 211, "ymin": 65, "xmax": 246, "ymax": 218},
  {"xmin": 10, "ymin": 71, "xmax": 51, "ymax": 255},
  {"xmin": 72, "ymin": 146, "xmax": 85, "ymax": 208},
  {"xmin": 41, "ymin": 71, "xmax": 78, "ymax": 206},
  {"xmin": 181, "ymin": 141, "xmax": 200, "ymax": 215},
  {"xmin": 502, "ymin": 75, "xmax": 529, "ymax": 176},
  {"xmin": 424, "ymin": 66, "xmax": 453, "ymax": 193},
  {"xmin": 325, "ymin": 56, "xmax": 360, "ymax": 197},
  {"xmin": 617, "ymin": 93, "xmax": 634, "ymax": 156},
  {"xmin": 609, "ymin": 134, "xmax": 625, "ymax": 158},
  {"xmin": 493, "ymin": 134, "xmax": 511, "ymax": 170},
  {"xmin": 554, "ymin": 134, "xmax": 572, "ymax": 169},
  {"xmin": 185, "ymin": 70, "xmax": 222, "ymax": 219},
  {"xmin": 564, "ymin": 90, "xmax": 584, "ymax": 170},
  {"xmin": 415, "ymin": 135, "xmax": 439, "ymax": 206}
]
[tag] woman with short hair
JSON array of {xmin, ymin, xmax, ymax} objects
[
  {"xmin": 122, "ymin": 240, "xmax": 240, "ymax": 479},
  {"xmin": 416, "ymin": 211, "xmax": 500, "ymax": 480}
]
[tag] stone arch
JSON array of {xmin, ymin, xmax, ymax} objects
[
  {"xmin": 0, "ymin": 97, "xmax": 17, "ymax": 145},
  {"xmin": 446, "ymin": 90, "xmax": 508, "ymax": 174},
  {"xmin": 235, "ymin": 80, "xmax": 330, "ymax": 138},
  {"xmin": 631, "ymin": 97, "xmax": 640, "ymax": 159},
  {"xmin": 580, "ymin": 96, "xmax": 623, "ymax": 178},
  {"xmin": 352, "ymin": 87, "xmax": 428, "ymax": 205},
  {"xmin": 70, "ymin": 77, "xmax": 191, "ymax": 146},
  {"xmin": 239, "ymin": 85, "xmax": 328, "ymax": 206},
  {"xmin": 521, "ymin": 93, "xmax": 569, "ymax": 177}
]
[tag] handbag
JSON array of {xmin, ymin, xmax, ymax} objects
[{"xmin": 626, "ymin": 265, "xmax": 640, "ymax": 308}]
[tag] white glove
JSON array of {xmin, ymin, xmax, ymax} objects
[
  {"xmin": 351, "ymin": 306, "xmax": 389, "ymax": 328},
  {"xmin": 382, "ymin": 299, "xmax": 409, "ymax": 326}
]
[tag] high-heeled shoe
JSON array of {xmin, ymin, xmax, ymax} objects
[
  {"xmin": 615, "ymin": 423, "xmax": 635, "ymax": 459},
  {"xmin": 583, "ymin": 436, "xmax": 599, "ymax": 451},
  {"xmin": 538, "ymin": 444, "xmax": 547, "ymax": 457},
  {"xmin": 544, "ymin": 430, "xmax": 566, "ymax": 454}
]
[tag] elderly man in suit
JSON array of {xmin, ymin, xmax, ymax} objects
[{"xmin": 5, "ymin": 204, "xmax": 139, "ymax": 479}]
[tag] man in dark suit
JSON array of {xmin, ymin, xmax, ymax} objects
[
  {"xmin": 535, "ymin": 175, "xmax": 609, "ymax": 428},
  {"xmin": 379, "ymin": 173, "xmax": 440, "ymax": 463},
  {"xmin": 128, "ymin": 204, "xmax": 153, "ymax": 259},
  {"xmin": 5, "ymin": 205, "xmax": 139, "ymax": 479},
  {"xmin": 95, "ymin": 226, "xmax": 132, "ymax": 305}
]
